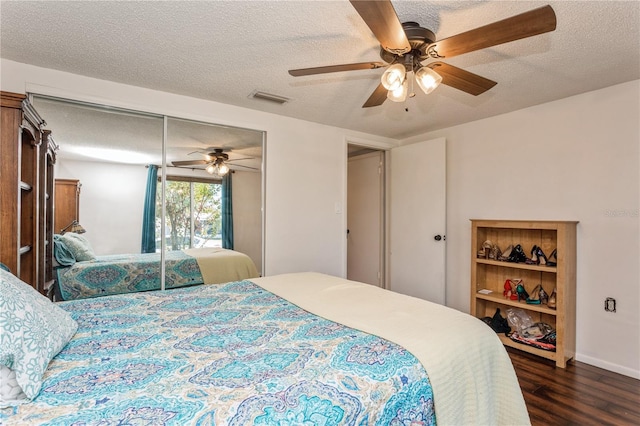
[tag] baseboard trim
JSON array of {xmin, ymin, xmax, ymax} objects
[{"xmin": 575, "ymin": 353, "xmax": 640, "ymax": 379}]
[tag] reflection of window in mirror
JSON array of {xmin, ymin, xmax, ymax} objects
[{"xmin": 158, "ymin": 176, "xmax": 223, "ymax": 252}]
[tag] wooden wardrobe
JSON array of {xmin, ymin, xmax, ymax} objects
[
  {"xmin": 0, "ymin": 91, "xmax": 57, "ymax": 295},
  {"xmin": 54, "ymin": 179, "xmax": 81, "ymax": 234}
]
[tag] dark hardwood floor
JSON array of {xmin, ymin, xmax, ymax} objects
[{"xmin": 507, "ymin": 348, "xmax": 640, "ymax": 425}]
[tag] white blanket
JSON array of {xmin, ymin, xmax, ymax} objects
[
  {"xmin": 251, "ymin": 272, "xmax": 530, "ymax": 426},
  {"xmin": 183, "ymin": 247, "xmax": 259, "ymax": 284}
]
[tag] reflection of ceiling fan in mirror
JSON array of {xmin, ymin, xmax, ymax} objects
[
  {"xmin": 172, "ymin": 148, "xmax": 258, "ymax": 176},
  {"xmin": 289, "ymin": 0, "xmax": 556, "ymax": 107}
]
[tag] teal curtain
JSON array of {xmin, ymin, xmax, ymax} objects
[
  {"xmin": 221, "ymin": 173, "xmax": 233, "ymax": 249},
  {"xmin": 141, "ymin": 165, "xmax": 158, "ymax": 253}
]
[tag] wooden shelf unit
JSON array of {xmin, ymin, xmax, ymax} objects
[{"xmin": 470, "ymin": 219, "xmax": 577, "ymax": 368}]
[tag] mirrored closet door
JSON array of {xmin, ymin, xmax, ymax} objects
[
  {"xmin": 33, "ymin": 96, "xmax": 165, "ymax": 299},
  {"xmin": 165, "ymin": 117, "xmax": 263, "ymax": 274},
  {"xmin": 32, "ymin": 96, "xmax": 264, "ymax": 300}
]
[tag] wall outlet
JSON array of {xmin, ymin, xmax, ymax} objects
[{"xmin": 604, "ymin": 297, "xmax": 616, "ymax": 312}]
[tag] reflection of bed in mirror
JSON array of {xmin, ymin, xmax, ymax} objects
[
  {"xmin": 31, "ymin": 95, "xmax": 265, "ymax": 281},
  {"xmin": 55, "ymin": 247, "xmax": 259, "ymax": 301}
]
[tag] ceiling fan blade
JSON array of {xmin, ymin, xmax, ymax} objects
[
  {"xmin": 362, "ymin": 83, "xmax": 388, "ymax": 108},
  {"xmin": 231, "ymin": 164, "xmax": 260, "ymax": 171},
  {"xmin": 349, "ymin": 0, "xmax": 411, "ymax": 54},
  {"xmin": 427, "ymin": 62, "xmax": 497, "ymax": 96},
  {"xmin": 172, "ymin": 160, "xmax": 207, "ymax": 167},
  {"xmin": 226, "ymin": 157, "xmax": 255, "ymax": 163},
  {"xmin": 426, "ymin": 5, "xmax": 556, "ymax": 59},
  {"xmin": 289, "ymin": 62, "xmax": 385, "ymax": 77}
]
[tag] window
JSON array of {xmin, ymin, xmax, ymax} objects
[{"xmin": 156, "ymin": 176, "xmax": 222, "ymax": 251}]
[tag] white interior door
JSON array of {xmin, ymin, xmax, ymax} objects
[
  {"xmin": 347, "ymin": 151, "xmax": 383, "ymax": 286},
  {"xmin": 389, "ymin": 137, "xmax": 446, "ymax": 304}
]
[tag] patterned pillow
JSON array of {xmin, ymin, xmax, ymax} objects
[
  {"xmin": 0, "ymin": 269, "xmax": 78, "ymax": 404},
  {"xmin": 58, "ymin": 232, "xmax": 96, "ymax": 262}
]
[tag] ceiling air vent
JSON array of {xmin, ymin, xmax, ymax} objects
[{"xmin": 249, "ymin": 90, "xmax": 290, "ymax": 105}]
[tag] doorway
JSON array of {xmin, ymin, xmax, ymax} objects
[
  {"xmin": 347, "ymin": 145, "xmax": 385, "ymax": 287},
  {"xmin": 346, "ymin": 137, "xmax": 447, "ymax": 304}
]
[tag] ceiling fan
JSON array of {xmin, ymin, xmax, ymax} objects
[
  {"xmin": 288, "ymin": 0, "xmax": 556, "ymax": 107},
  {"xmin": 172, "ymin": 148, "xmax": 258, "ymax": 176}
]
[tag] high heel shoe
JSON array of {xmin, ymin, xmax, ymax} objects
[
  {"xmin": 508, "ymin": 244, "xmax": 527, "ymax": 263},
  {"xmin": 504, "ymin": 279, "xmax": 515, "ymax": 300},
  {"xmin": 547, "ymin": 249, "xmax": 557, "ymax": 267},
  {"xmin": 515, "ymin": 282, "xmax": 529, "ymax": 302},
  {"xmin": 503, "ymin": 279, "xmax": 519, "ymax": 300},
  {"xmin": 534, "ymin": 246, "xmax": 547, "ymax": 265},
  {"xmin": 530, "ymin": 245, "xmax": 539, "ymax": 263},
  {"xmin": 499, "ymin": 245, "xmax": 513, "ymax": 261},
  {"xmin": 548, "ymin": 288, "xmax": 557, "ymax": 309},
  {"xmin": 526, "ymin": 284, "xmax": 542, "ymax": 304},
  {"xmin": 539, "ymin": 286, "xmax": 549, "ymax": 305}
]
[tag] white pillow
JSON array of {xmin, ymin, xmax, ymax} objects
[
  {"xmin": 0, "ymin": 269, "xmax": 78, "ymax": 405},
  {"xmin": 58, "ymin": 232, "xmax": 96, "ymax": 261}
]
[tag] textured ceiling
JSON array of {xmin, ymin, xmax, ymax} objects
[
  {"xmin": 1, "ymin": 1, "xmax": 639, "ymax": 140},
  {"xmin": 32, "ymin": 96, "xmax": 264, "ymax": 170}
]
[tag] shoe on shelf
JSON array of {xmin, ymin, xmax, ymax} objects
[
  {"xmin": 534, "ymin": 246, "xmax": 548, "ymax": 265},
  {"xmin": 548, "ymin": 288, "xmax": 557, "ymax": 309},
  {"xmin": 508, "ymin": 244, "xmax": 527, "ymax": 263},
  {"xmin": 504, "ymin": 279, "xmax": 519, "ymax": 300},
  {"xmin": 515, "ymin": 282, "xmax": 530, "ymax": 302},
  {"xmin": 503, "ymin": 279, "xmax": 513, "ymax": 299},
  {"xmin": 526, "ymin": 284, "xmax": 542, "ymax": 304},
  {"xmin": 547, "ymin": 249, "xmax": 558, "ymax": 267},
  {"xmin": 489, "ymin": 244, "xmax": 502, "ymax": 261},
  {"xmin": 539, "ymin": 286, "xmax": 549, "ymax": 305},
  {"xmin": 499, "ymin": 245, "xmax": 513, "ymax": 261},
  {"xmin": 479, "ymin": 240, "xmax": 497, "ymax": 259}
]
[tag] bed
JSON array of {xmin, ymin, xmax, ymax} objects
[
  {"xmin": 0, "ymin": 270, "xmax": 530, "ymax": 425},
  {"xmin": 55, "ymin": 247, "xmax": 260, "ymax": 300}
]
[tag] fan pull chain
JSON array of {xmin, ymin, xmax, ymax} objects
[
  {"xmin": 405, "ymin": 70, "xmax": 417, "ymax": 112},
  {"xmin": 409, "ymin": 70, "xmax": 416, "ymax": 99}
]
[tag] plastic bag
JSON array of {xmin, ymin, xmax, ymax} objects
[{"xmin": 506, "ymin": 308, "xmax": 534, "ymax": 334}]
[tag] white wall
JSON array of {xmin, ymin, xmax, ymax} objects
[
  {"xmin": 56, "ymin": 159, "xmax": 148, "ymax": 255},
  {"xmin": 403, "ymin": 80, "xmax": 640, "ymax": 378},
  {"xmin": 1, "ymin": 59, "xmax": 397, "ymax": 278}
]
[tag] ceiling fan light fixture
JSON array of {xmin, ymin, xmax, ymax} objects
[
  {"xmin": 206, "ymin": 164, "xmax": 216, "ymax": 174},
  {"xmin": 218, "ymin": 163, "xmax": 230, "ymax": 175},
  {"xmin": 387, "ymin": 79, "xmax": 408, "ymax": 102},
  {"xmin": 381, "ymin": 63, "xmax": 406, "ymax": 91},
  {"xmin": 415, "ymin": 66, "xmax": 443, "ymax": 95}
]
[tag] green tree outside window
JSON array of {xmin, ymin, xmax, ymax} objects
[{"xmin": 156, "ymin": 180, "xmax": 221, "ymax": 251}]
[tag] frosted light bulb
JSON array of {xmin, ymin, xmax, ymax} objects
[{"xmin": 381, "ymin": 64, "xmax": 406, "ymax": 91}]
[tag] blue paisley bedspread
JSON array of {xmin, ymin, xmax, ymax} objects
[
  {"xmin": 56, "ymin": 250, "xmax": 203, "ymax": 300},
  {"xmin": 3, "ymin": 280, "xmax": 436, "ymax": 425}
]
